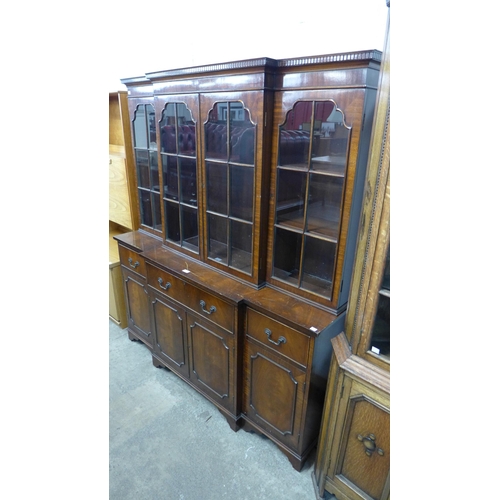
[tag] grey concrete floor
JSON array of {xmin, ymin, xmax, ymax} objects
[{"xmin": 109, "ymin": 320, "xmax": 336, "ymax": 500}]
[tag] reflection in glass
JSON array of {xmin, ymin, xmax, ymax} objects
[
  {"xmin": 150, "ymin": 152, "xmax": 159, "ymax": 191},
  {"xmin": 230, "ymin": 220, "xmax": 252, "ymax": 273},
  {"xmin": 306, "ymin": 174, "xmax": 343, "ymax": 239},
  {"xmin": 273, "ymin": 228, "xmax": 302, "ymax": 285},
  {"xmin": 301, "ymin": 236, "xmax": 335, "ymax": 295},
  {"xmin": 230, "ymin": 165, "xmax": 253, "ymax": 222},
  {"xmin": 276, "ymin": 169, "xmax": 307, "ymax": 229},
  {"xmin": 278, "ymin": 101, "xmax": 312, "ymax": 167},
  {"xmin": 208, "ymin": 214, "xmax": 227, "ymax": 264},
  {"xmin": 207, "ymin": 162, "xmax": 227, "ymax": 215}
]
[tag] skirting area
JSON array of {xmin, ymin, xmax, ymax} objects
[{"xmin": 109, "ymin": 320, "xmax": 336, "ymax": 499}]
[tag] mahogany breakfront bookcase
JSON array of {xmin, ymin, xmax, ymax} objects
[{"xmin": 114, "ymin": 50, "xmax": 381, "ymax": 471}]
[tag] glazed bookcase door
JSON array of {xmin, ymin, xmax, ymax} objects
[
  {"xmin": 267, "ymin": 89, "xmax": 367, "ymax": 310},
  {"xmin": 200, "ymin": 91, "xmax": 268, "ymax": 286},
  {"xmin": 129, "ymin": 97, "xmax": 162, "ymax": 236},
  {"xmin": 156, "ymin": 95, "xmax": 201, "ymax": 258}
]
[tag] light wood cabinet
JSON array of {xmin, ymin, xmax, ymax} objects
[
  {"xmin": 313, "ymin": 3, "xmax": 390, "ymax": 497},
  {"xmin": 114, "ymin": 50, "xmax": 381, "ymax": 470}
]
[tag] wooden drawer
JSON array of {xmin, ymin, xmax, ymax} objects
[
  {"xmin": 147, "ymin": 263, "xmax": 185, "ymax": 300},
  {"xmin": 119, "ymin": 245, "xmax": 146, "ymax": 278},
  {"xmin": 147, "ymin": 263, "xmax": 234, "ymax": 332},
  {"xmin": 246, "ymin": 309, "xmax": 310, "ymax": 367}
]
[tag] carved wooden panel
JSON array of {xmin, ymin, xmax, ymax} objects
[{"xmin": 339, "ymin": 395, "xmax": 390, "ymax": 500}]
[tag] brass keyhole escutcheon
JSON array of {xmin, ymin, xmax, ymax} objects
[{"xmin": 357, "ymin": 433, "xmax": 384, "ymax": 457}]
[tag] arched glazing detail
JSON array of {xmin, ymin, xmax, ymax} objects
[
  {"xmin": 132, "ymin": 104, "xmax": 161, "ymax": 231},
  {"xmin": 159, "ymin": 102, "xmax": 199, "ymax": 253},
  {"xmin": 272, "ymin": 100, "xmax": 351, "ymax": 298},
  {"xmin": 204, "ymin": 101, "xmax": 256, "ymax": 275}
]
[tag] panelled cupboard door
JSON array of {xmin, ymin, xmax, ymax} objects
[
  {"xmin": 150, "ymin": 289, "xmax": 190, "ymax": 379},
  {"xmin": 242, "ymin": 338, "xmax": 307, "ymax": 451},
  {"xmin": 326, "ymin": 375, "xmax": 390, "ymax": 500},
  {"xmin": 122, "ymin": 268, "xmax": 153, "ymax": 348},
  {"xmin": 187, "ymin": 314, "xmax": 236, "ymax": 414}
]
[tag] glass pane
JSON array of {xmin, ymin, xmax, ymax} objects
[
  {"xmin": 152, "ymin": 192, "xmax": 161, "ymax": 231},
  {"xmin": 133, "ymin": 105, "xmax": 147, "ymax": 149},
  {"xmin": 136, "ymin": 150, "xmax": 150, "ymax": 188},
  {"xmin": 278, "ymin": 101, "xmax": 312, "ymax": 167},
  {"xmin": 178, "ymin": 124, "xmax": 196, "ymax": 156},
  {"xmin": 208, "ymin": 214, "xmax": 227, "ymax": 264},
  {"xmin": 206, "ymin": 162, "xmax": 227, "ymax": 215},
  {"xmin": 139, "ymin": 189, "xmax": 153, "ymax": 227},
  {"xmin": 147, "ymin": 106, "xmax": 157, "ymax": 149},
  {"xmin": 179, "ymin": 157, "xmax": 197, "ymax": 206},
  {"xmin": 276, "ymin": 169, "xmax": 307, "ymax": 230},
  {"xmin": 301, "ymin": 236, "xmax": 335, "ymax": 297},
  {"xmin": 311, "ymin": 104, "xmax": 349, "ymax": 176},
  {"xmin": 162, "ymin": 155, "xmax": 178, "ymax": 201},
  {"xmin": 150, "ymin": 151, "xmax": 159, "ymax": 191},
  {"xmin": 229, "ymin": 104, "xmax": 255, "ymax": 164},
  {"xmin": 230, "ymin": 165, "xmax": 253, "ymax": 222},
  {"xmin": 272, "ymin": 228, "xmax": 301, "ymax": 285},
  {"xmin": 371, "ymin": 245, "xmax": 390, "ymax": 357},
  {"xmin": 160, "ymin": 103, "xmax": 177, "ymax": 153},
  {"xmin": 230, "ymin": 220, "xmax": 252, "ymax": 274},
  {"xmin": 165, "ymin": 201, "xmax": 180, "ymax": 243},
  {"xmin": 205, "ymin": 103, "xmax": 227, "ymax": 160},
  {"xmin": 181, "ymin": 205, "xmax": 199, "ymax": 252},
  {"xmin": 306, "ymin": 174, "xmax": 343, "ymax": 240}
]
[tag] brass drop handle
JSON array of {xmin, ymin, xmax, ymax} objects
[
  {"xmin": 200, "ymin": 300, "xmax": 216, "ymax": 315},
  {"xmin": 158, "ymin": 278, "xmax": 171, "ymax": 291},
  {"xmin": 265, "ymin": 328, "xmax": 287, "ymax": 346},
  {"xmin": 357, "ymin": 433, "xmax": 384, "ymax": 457},
  {"xmin": 128, "ymin": 257, "xmax": 139, "ymax": 269}
]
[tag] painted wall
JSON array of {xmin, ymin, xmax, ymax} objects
[{"xmin": 107, "ymin": 0, "xmax": 388, "ymax": 90}]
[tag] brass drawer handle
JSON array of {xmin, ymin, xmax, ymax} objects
[
  {"xmin": 128, "ymin": 257, "xmax": 139, "ymax": 269},
  {"xmin": 158, "ymin": 278, "xmax": 171, "ymax": 291},
  {"xmin": 200, "ymin": 300, "xmax": 216, "ymax": 315},
  {"xmin": 265, "ymin": 328, "xmax": 287, "ymax": 346},
  {"xmin": 357, "ymin": 433, "xmax": 384, "ymax": 457}
]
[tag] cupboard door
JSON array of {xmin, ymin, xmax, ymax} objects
[
  {"xmin": 156, "ymin": 95, "xmax": 201, "ymax": 257},
  {"xmin": 187, "ymin": 314, "xmax": 236, "ymax": 414},
  {"xmin": 326, "ymin": 375, "xmax": 390, "ymax": 500},
  {"xmin": 200, "ymin": 91, "xmax": 267, "ymax": 286},
  {"xmin": 122, "ymin": 268, "xmax": 152, "ymax": 348},
  {"xmin": 150, "ymin": 290, "xmax": 190, "ymax": 379},
  {"xmin": 242, "ymin": 339, "xmax": 307, "ymax": 451}
]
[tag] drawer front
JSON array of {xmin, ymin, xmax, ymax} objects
[
  {"xmin": 119, "ymin": 245, "xmax": 146, "ymax": 278},
  {"xmin": 147, "ymin": 263, "xmax": 234, "ymax": 332},
  {"xmin": 246, "ymin": 309, "xmax": 310, "ymax": 367},
  {"xmin": 147, "ymin": 263, "xmax": 185, "ymax": 302}
]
